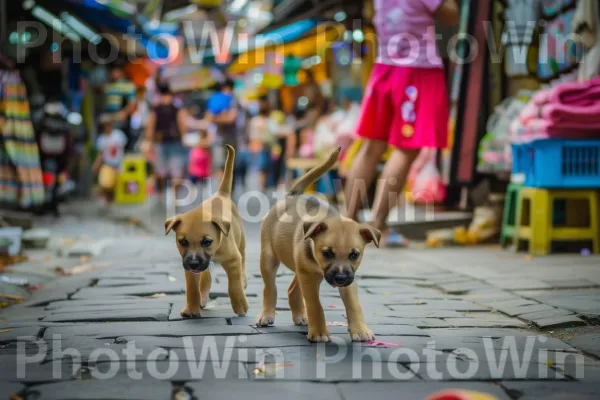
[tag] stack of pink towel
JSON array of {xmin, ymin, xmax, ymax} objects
[{"xmin": 510, "ymin": 77, "xmax": 600, "ymax": 143}]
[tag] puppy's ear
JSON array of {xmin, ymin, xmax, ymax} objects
[
  {"xmin": 359, "ymin": 224, "xmax": 381, "ymax": 248},
  {"xmin": 212, "ymin": 220, "xmax": 231, "ymax": 237},
  {"xmin": 303, "ymin": 221, "xmax": 328, "ymax": 240},
  {"xmin": 164, "ymin": 215, "xmax": 182, "ymax": 235}
]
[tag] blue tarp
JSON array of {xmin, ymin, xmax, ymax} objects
[
  {"xmin": 204, "ymin": 18, "xmax": 321, "ymax": 60},
  {"xmin": 66, "ymin": 0, "xmax": 172, "ymax": 60}
]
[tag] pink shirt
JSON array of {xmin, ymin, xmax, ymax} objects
[
  {"xmin": 374, "ymin": 0, "xmax": 444, "ymax": 68},
  {"xmin": 188, "ymin": 147, "xmax": 211, "ymax": 178}
]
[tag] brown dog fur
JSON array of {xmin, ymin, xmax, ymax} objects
[
  {"xmin": 165, "ymin": 145, "xmax": 248, "ymax": 318},
  {"xmin": 256, "ymin": 148, "xmax": 381, "ymax": 342}
]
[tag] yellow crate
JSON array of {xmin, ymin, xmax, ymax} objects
[
  {"xmin": 115, "ymin": 155, "xmax": 147, "ymax": 204},
  {"xmin": 515, "ymin": 187, "xmax": 600, "ymax": 256}
]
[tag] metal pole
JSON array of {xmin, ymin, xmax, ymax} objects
[{"xmin": 0, "ymin": 0, "xmax": 7, "ymax": 49}]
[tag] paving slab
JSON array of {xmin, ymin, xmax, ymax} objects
[
  {"xmin": 248, "ymin": 359, "xmax": 417, "ymax": 381},
  {"xmin": 515, "ymin": 289, "xmax": 600, "ymax": 316},
  {"xmin": 41, "ymin": 309, "xmax": 170, "ymax": 322},
  {"xmin": 87, "ymin": 359, "xmax": 248, "ymax": 380},
  {"xmin": 387, "ymin": 301, "xmax": 489, "ymax": 312},
  {"xmin": 43, "ymin": 320, "xmax": 251, "ymax": 338},
  {"xmin": 496, "ymin": 303, "xmax": 556, "ymax": 317},
  {"xmin": 338, "ymin": 382, "xmax": 512, "ymax": 400},
  {"xmin": 0, "ymin": 326, "xmax": 42, "ymax": 342},
  {"xmin": 416, "ymin": 358, "xmax": 566, "ymax": 380},
  {"xmin": 568, "ymin": 333, "xmax": 600, "ymax": 358},
  {"xmin": 424, "ymin": 328, "xmax": 532, "ymax": 338},
  {"xmin": 186, "ymin": 380, "xmax": 343, "ymax": 400},
  {"xmin": 0, "ymin": 355, "xmax": 81, "ymax": 383},
  {"xmin": 517, "ymin": 308, "xmax": 574, "ymax": 321},
  {"xmin": 42, "ymin": 336, "xmax": 168, "ymax": 362},
  {"xmin": 442, "ymin": 317, "xmax": 527, "ymax": 328},
  {"xmin": 71, "ymin": 284, "xmax": 185, "ymax": 299},
  {"xmin": 486, "ymin": 278, "xmax": 553, "ymax": 290},
  {"xmin": 501, "ymin": 381, "xmax": 600, "ymax": 400},
  {"xmin": 116, "ymin": 333, "xmax": 312, "ymax": 349},
  {"xmin": 533, "ymin": 315, "xmax": 586, "ymax": 329},
  {"xmin": 24, "ymin": 377, "xmax": 172, "ymax": 400},
  {"xmin": 0, "ymin": 382, "xmax": 24, "ymax": 399},
  {"xmin": 43, "ymin": 297, "xmax": 177, "ymax": 310},
  {"xmin": 436, "ymin": 281, "xmax": 497, "ymax": 294},
  {"xmin": 541, "ymin": 278, "xmax": 599, "ymax": 289},
  {"xmin": 255, "ymin": 324, "xmax": 430, "ymax": 337}
]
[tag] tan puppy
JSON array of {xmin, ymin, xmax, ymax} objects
[
  {"xmin": 165, "ymin": 145, "xmax": 248, "ymax": 318},
  {"xmin": 256, "ymin": 148, "xmax": 380, "ymax": 342}
]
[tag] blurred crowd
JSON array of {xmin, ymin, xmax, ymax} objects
[{"xmin": 93, "ymin": 63, "xmax": 360, "ymax": 205}]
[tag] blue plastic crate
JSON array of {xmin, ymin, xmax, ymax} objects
[
  {"xmin": 511, "ymin": 144, "xmax": 528, "ymax": 174},
  {"xmin": 514, "ymin": 139, "xmax": 600, "ymax": 188}
]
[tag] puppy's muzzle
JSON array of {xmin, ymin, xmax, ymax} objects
[
  {"xmin": 325, "ymin": 265, "xmax": 355, "ymax": 287},
  {"xmin": 183, "ymin": 255, "xmax": 211, "ymax": 273}
]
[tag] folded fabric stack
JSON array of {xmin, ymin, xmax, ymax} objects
[{"xmin": 510, "ymin": 76, "xmax": 600, "ymax": 143}]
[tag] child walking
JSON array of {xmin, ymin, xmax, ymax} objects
[
  {"xmin": 93, "ymin": 114, "xmax": 127, "ymax": 206},
  {"xmin": 344, "ymin": 0, "xmax": 459, "ymax": 246},
  {"xmin": 188, "ymin": 128, "xmax": 214, "ymax": 197},
  {"xmin": 248, "ymin": 97, "xmax": 275, "ymax": 190}
]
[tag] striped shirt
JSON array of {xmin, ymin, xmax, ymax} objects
[{"xmin": 103, "ymin": 79, "xmax": 136, "ymax": 112}]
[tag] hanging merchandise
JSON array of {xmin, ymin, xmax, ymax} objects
[
  {"xmin": 35, "ymin": 102, "xmax": 75, "ymax": 216},
  {"xmin": 478, "ymin": 91, "xmax": 533, "ymax": 173},
  {"xmin": 0, "ymin": 70, "xmax": 45, "ymax": 208},
  {"xmin": 573, "ymin": 0, "xmax": 600, "ymax": 81},
  {"xmin": 168, "ymin": 67, "xmax": 218, "ymax": 92},
  {"xmin": 538, "ymin": 1, "xmax": 582, "ymax": 82},
  {"xmin": 263, "ymin": 52, "xmax": 284, "ymax": 89},
  {"xmin": 502, "ymin": 0, "xmax": 539, "ymax": 78},
  {"xmin": 283, "ymin": 55, "xmax": 301, "ymax": 86}
]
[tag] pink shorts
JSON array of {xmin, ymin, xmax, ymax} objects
[{"xmin": 356, "ymin": 63, "xmax": 449, "ymax": 150}]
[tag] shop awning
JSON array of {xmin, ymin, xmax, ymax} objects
[
  {"xmin": 65, "ymin": 0, "xmax": 172, "ymax": 60},
  {"xmin": 228, "ymin": 21, "xmax": 344, "ymax": 74}
]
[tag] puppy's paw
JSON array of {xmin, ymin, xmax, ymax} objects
[
  {"xmin": 349, "ymin": 324, "xmax": 375, "ymax": 342},
  {"xmin": 256, "ymin": 311, "xmax": 276, "ymax": 327},
  {"xmin": 292, "ymin": 314, "xmax": 308, "ymax": 326},
  {"xmin": 231, "ymin": 295, "xmax": 249, "ymax": 317},
  {"xmin": 180, "ymin": 307, "xmax": 201, "ymax": 318},
  {"xmin": 307, "ymin": 329, "xmax": 331, "ymax": 343},
  {"xmin": 200, "ymin": 292, "xmax": 209, "ymax": 309}
]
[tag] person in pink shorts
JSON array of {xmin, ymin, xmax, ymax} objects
[{"xmin": 344, "ymin": 0, "xmax": 459, "ymax": 246}]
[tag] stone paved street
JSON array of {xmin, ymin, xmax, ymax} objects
[{"xmin": 1, "ymin": 204, "xmax": 600, "ymax": 400}]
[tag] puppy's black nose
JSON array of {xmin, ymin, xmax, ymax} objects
[
  {"xmin": 334, "ymin": 273, "xmax": 348, "ymax": 285},
  {"xmin": 187, "ymin": 259, "xmax": 201, "ymax": 269}
]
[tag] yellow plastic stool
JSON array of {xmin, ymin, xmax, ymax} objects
[
  {"xmin": 115, "ymin": 155, "xmax": 147, "ymax": 204},
  {"xmin": 516, "ymin": 187, "xmax": 600, "ymax": 256}
]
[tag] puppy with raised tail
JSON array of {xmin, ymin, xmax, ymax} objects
[
  {"xmin": 256, "ymin": 148, "xmax": 380, "ymax": 342},
  {"xmin": 165, "ymin": 145, "xmax": 248, "ymax": 318}
]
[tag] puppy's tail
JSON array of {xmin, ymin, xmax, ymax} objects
[
  {"xmin": 218, "ymin": 145, "xmax": 235, "ymax": 197},
  {"xmin": 288, "ymin": 147, "xmax": 341, "ymax": 196}
]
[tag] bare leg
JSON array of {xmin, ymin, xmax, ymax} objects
[
  {"xmin": 343, "ymin": 139, "xmax": 388, "ymax": 220},
  {"xmin": 259, "ymin": 172, "xmax": 268, "ymax": 191},
  {"xmin": 370, "ymin": 148, "xmax": 420, "ymax": 231}
]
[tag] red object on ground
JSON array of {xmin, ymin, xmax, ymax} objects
[{"xmin": 426, "ymin": 390, "xmax": 497, "ymax": 400}]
